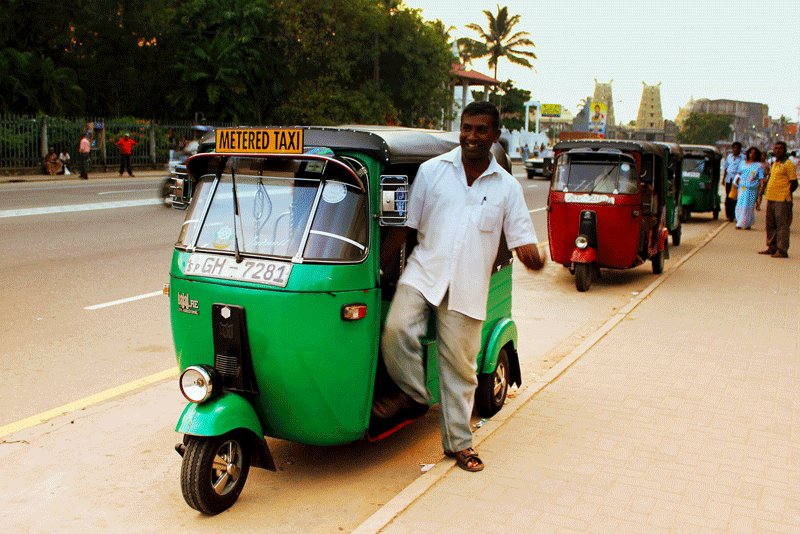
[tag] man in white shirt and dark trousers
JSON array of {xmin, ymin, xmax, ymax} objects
[
  {"xmin": 722, "ymin": 141, "xmax": 744, "ymax": 221},
  {"xmin": 373, "ymin": 101, "xmax": 545, "ymax": 472}
]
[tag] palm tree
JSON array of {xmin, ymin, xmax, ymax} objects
[{"xmin": 464, "ymin": 5, "xmax": 536, "ymax": 82}]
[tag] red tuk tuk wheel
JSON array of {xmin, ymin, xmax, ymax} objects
[
  {"xmin": 475, "ymin": 348, "xmax": 509, "ymax": 417},
  {"xmin": 181, "ymin": 434, "xmax": 251, "ymax": 515},
  {"xmin": 574, "ymin": 263, "xmax": 593, "ymax": 292},
  {"xmin": 651, "ymin": 249, "xmax": 665, "ymax": 274}
]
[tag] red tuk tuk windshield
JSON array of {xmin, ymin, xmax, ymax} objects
[
  {"xmin": 552, "ymin": 152, "xmax": 638, "ymax": 194},
  {"xmin": 176, "ymin": 156, "xmax": 368, "ymax": 263}
]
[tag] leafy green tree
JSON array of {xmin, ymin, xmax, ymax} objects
[
  {"xmin": 472, "ymin": 80, "xmax": 531, "ymax": 130},
  {"xmin": 463, "ymin": 5, "xmax": 536, "ymax": 82},
  {"xmin": 677, "ymin": 112, "xmax": 732, "ymax": 145}
]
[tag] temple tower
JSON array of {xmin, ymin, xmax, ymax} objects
[
  {"xmin": 636, "ymin": 82, "xmax": 663, "ymax": 131},
  {"xmin": 592, "ymin": 79, "xmax": 616, "ymax": 127}
]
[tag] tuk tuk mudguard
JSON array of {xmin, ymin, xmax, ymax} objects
[
  {"xmin": 481, "ymin": 318, "xmax": 521, "ymax": 388},
  {"xmin": 176, "ymin": 393, "xmax": 276, "ymax": 471},
  {"xmin": 570, "ymin": 248, "xmax": 597, "ymax": 264}
]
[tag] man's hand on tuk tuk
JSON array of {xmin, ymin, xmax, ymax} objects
[{"xmin": 515, "ymin": 243, "xmax": 546, "ymax": 271}]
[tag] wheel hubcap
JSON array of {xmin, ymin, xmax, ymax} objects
[
  {"xmin": 211, "ymin": 440, "xmax": 243, "ymax": 496},
  {"xmin": 493, "ymin": 363, "xmax": 507, "ymax": 402}
]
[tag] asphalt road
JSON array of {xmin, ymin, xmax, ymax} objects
[{"xmin": 0, "ymin": 170, "xmax": 724, "ymax": 531}]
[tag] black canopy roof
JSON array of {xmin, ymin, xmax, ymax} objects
[
  {"xmin": 679, "ymin": 144, "xmax": 722, "ymax": 159},
  {"xmin": 196, "ymin": 125, "xmax": 510, "ymax": 171},
  {"xmin": 554, "ymin": 139, "xmax": 667, "ymax": 158}
]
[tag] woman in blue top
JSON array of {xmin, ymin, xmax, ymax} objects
[{"xmin": 734, "ymin": 146, "xmax": 765, "ymax": 229}]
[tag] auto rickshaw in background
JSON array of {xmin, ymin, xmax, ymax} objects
[
  {"xmin": 548, "ymin": 140, "xmax": 669, "ymax": 292},
  {"xmin": 679, "ymin": 144, "xmax": 722, "ymax": 221},
  {"xmin": 167, "ymin": 127, "xmax": 521, "ymax": 514},
  {"xmin": 656, "ymin": 142, "xmax": 684, "ymax": 245}
]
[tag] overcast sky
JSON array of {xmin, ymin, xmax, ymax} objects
[{"xmin": 404, "ymin": 0, "xmax": 800, "ymax": 125}]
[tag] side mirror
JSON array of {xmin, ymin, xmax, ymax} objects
[
  {"xmin": 171, "ymin": 164, "xmax": 192, "ymax": 210},
  {"xmin": 640, "ymin": 170, "xmax": 652, "ymax": 184},
  {"xmin": 379, "ymin": 175, "xmax": 409, "ymax": 226}
]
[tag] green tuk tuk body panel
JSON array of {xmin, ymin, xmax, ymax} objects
[{"xmin": 170, "ymin": 259, "xmax": 381, "ymax": 446}]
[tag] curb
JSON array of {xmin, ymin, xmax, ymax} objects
[{"xmin": 353, "ymin": 220, "xmax": 728, "ymax": 533}]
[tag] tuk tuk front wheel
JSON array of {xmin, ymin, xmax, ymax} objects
[
  {"xmin": 475, "ymin": 348, "xmax": 509, "ymax": 418},
  {"xmin": 181, "ymin": 434, "xmax": 251, "ymax": 515},
  {"xmin": 671, "ymin": 227, "xmax": 682, "ymax": 246},
  {"xmin": 574, "ymin": 263, "xmax": 593, "ymax": 292},
  {"xmin": 651, "ymin": 249, "xmax": 665, "ymax": 274}
]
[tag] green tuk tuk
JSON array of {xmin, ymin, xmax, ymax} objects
[
  {"xmin": 656, "ymin": 142, "xmax": 684, "ymax": 245},
  {"xmin": 679, "ymin": 144, "xmax": 721, "ymax": 221},
  {"xmin": 167, "ymin": 126, "xmax": 522, "ymax": 514}
]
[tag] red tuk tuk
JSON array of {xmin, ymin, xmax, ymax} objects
[{"xmin": 548, "ymin": 140, "xmax": 669, "ymax": 291}]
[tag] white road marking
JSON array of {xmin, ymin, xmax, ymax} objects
[
  {"xmin": 529, "ymin": 207, "xmax": 546, "ymax": 213},
  {"xmin": 98, "ymin": 189, "xmax": 148, "ymax": 195},
  {"xmin": 527, "ymin": 184, "xmax": 538, "ymax": 188},
  {"xmin": 84, "ymin": 291, "xmax": 163, "ymax": 310},
  {"xmin": 0, "ymin": 199, "xmax": 161, "ymax": 218}
]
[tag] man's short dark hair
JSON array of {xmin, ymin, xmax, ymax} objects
[
  {"xmin": 462, "ymin": 101, "xmax": 500, "ymax": 130},
  {"xmin": 774, "ymin": 141, "xmax": 787, "ymax": 151},
  {"xmin": 731, "ymin": 141, "xmax": 742, "ymax": 149}
]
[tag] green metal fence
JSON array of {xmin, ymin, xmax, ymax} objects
[{"xmin": 0, "ymin": 114, "xmax": 230, "ymax": 174}]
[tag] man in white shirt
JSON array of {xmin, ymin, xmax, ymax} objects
[
  {"xmin": 722, "ymin": 141, "xmax": 744, "ymax": 221},
  {"xmin": 374, "ymin": 101, "xmax": 545, "ymax": 472}
]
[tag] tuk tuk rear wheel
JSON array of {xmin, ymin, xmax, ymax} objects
[
  {"xmin": 475, "ymin": 348, "xmax": 509, "ymax": 418},
  {"xmin": 712, "ymin": 208, "xmax": 719, "ymax": 220},
  {"xmin": 680, "ymin": 207, "xmax": 690, "ymax": 223},
  {"xmin": 574, "ymin": 263, "xmax": 593, "ymax": 292},
  {"xmin": 181, "ymin": 434, "xmax": 251, "ymax": 515}
]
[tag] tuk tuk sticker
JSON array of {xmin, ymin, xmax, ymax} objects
[
  {"xmin": 215, "ymin": 128, "xmax": 304, "ymax": 154},
  {"xmin": 564, "ymin": 193, "xmax": 615, "ymax": 204},
  {"xmin": 213, "ymin": 226, "xmax": 234, "ymax": 249},
  {"xmin": 322, "ymin": 182, "xmax": 348, "ymax": 204}
]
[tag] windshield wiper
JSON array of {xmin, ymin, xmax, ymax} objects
[{"xmin": 231, "ymin": 166, "xmax": 244, "ymax": 263}]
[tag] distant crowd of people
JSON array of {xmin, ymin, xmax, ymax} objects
[
  {"xmin": 722, "ymin": 140, "xmax": 797, "ymax": 258},
  {"xmin": 43, "ymin": 130, "xmax": 138, "ymax": 180}
]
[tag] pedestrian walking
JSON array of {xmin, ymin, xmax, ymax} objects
[
  {"xmin": 77, "ymin": 132, "xmax": 91, "ymax": 179},
  {"xmin": 722, "ymin": 141, "xmax": 745, "ymax": 222},
  {"xmin": 758, "ymin": 141, "xmax": 797, "ymax": 258},
  {"xmin": 734, "ymin": 147, "xmax": 764, "ymax": 229},
  {"xmin": 373, "ymin": 101, "xmax": 546, "ymax": 473},
  {"xmin": 115, "ymin": 132, "xmax": 137, "ymax": 177}
]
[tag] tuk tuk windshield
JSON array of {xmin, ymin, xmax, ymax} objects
[
  {"xmin": 682, "ymin": 157, "xmax": 706, "ymax": 175},
  {"xmin": 552, "ymin": 154, "xmax": 638, "ymax": 194},
  {"xmin": 177, "ymin": 157, "xmax": 368, "ymax": 262}
]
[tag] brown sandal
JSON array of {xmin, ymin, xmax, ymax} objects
[{"xmin": 444, "ymin": 447, "xmax": 484, "ymax": 472}]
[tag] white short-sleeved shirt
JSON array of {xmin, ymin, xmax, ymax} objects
[{"xmin": 399, "ymin": 146, "xmax": 538, "ymax": 320}]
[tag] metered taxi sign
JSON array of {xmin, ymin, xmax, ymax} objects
[{"xmin": 216, "ymin": 128, "xmax": 304, "ymax": 154}]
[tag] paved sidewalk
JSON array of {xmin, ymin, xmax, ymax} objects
[{"xmin": 361, "ymin": 209, "xmax": 800, "ymax": 532}]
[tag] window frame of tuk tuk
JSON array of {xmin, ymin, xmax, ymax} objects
[
  {"xmin": 551, "ymin": 150, "xmax": 640, "ymax": 194},
  {"xmin": 176, "ymin": 153, "xmax": 371, "ymax": 265}
]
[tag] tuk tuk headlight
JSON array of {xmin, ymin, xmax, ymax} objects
[
  {"xmin": 180, "ymin": 365, "xmax": 216, "ymax": 403},
  {"xmin": 575, "ymin": 235, "xmax": 589, "ymax": 249}
]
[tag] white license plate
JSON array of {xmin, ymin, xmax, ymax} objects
[{"xmin": 182, "ymin": 253, "xmax": 292, "ymax": 287}]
